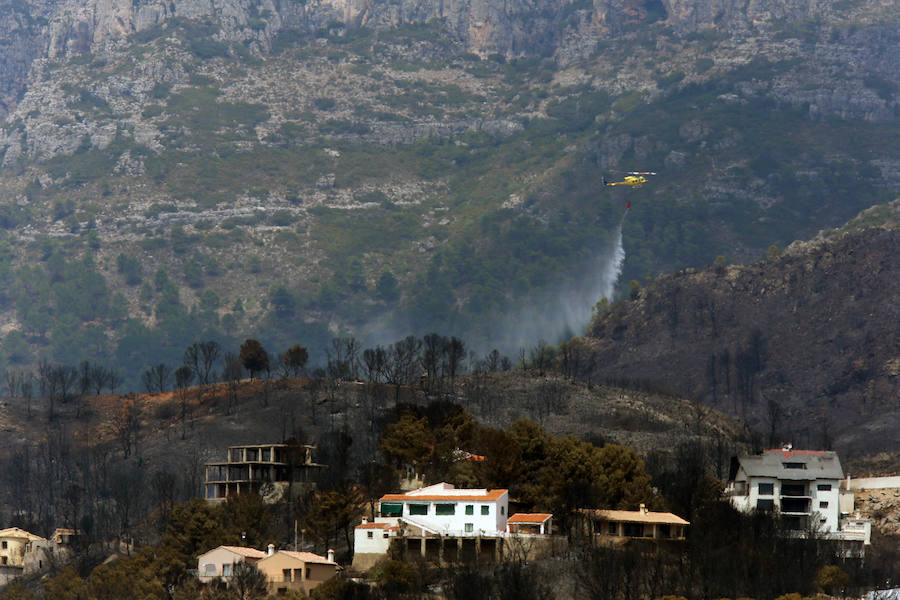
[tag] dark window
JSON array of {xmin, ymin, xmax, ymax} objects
[
  {"xmin": 608, "ymin": 522, "xmax": 617, "ymax": 535},
  {"xmin": 782, "ymin": 483, "xmax": 806, "ymax": 496},
  {"xmin": 481, "ymin": 506, "xmax": 490, "ymax": 515},
  {"xmin": 758, "ymin": 483, "xmax": 774, "ymax": 495},
  {"xmin": 1, "ymin": 541, "xmax": 6, "ymax": 549},
  {"xmin": 465, "ymin": 523, "xmax": 474, "ymax": 533},
  {"xmin": 659, "ymin": 524, "xmax": 671, "ymax": 538},
  {"xmin": 817, "ymin": 484, "xmax": 832, "ymax": 491},
  {"xmin": 757, "ymin": 499, "xmax": 775, "ymax": 511},
  {"xmin": 781, "ymin": 497, "xmax": 810, "ymax": 513},
  {"xmin": 409, "ymin": 503, "xmax": 429, "ymax": 515},
  {"xmin": 623, "ymin": 523, "xmax": 644, "ymax": 537},
  {"xmin": 783, "ymin": 462, "xmax": 806, "ymax": 469},
  {"xmin": 435, "ymin": 504, "xmax": 455, "ymax": 516},
  {"xmin": 367, "ymin": 531, "xmax": 373, "ymax": 539},
  {"xmin": 381, "ymin": 502, "xmax": 403, "ymax": 517},
  {"xmin": 819, "ymin": 501, "xmax": 829, "ymax": 509},
  {"xmin": 282, "ymin": 569, "xmax": 291, "ymax": 582},
  {"xmin": 465, "ymin": 505, "xmax": 474, "ymax": 515},
  {"xmin": 501, "ymin": 506, "xmax": 505, "ymax": 515}
]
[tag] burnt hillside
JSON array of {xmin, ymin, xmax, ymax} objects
[{"xmin": 587, "ymin": 225, "xmax": 900, "ymax": 457}]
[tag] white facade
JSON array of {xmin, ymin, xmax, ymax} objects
[
  {"xmin": 377, "ymin": 483, "xmax": 509, "ymax": 536},
  {"xmin": 730, "ymin": 475, "xmax": 842, "ymax": 532},
  {"xmin": 727, "ymin": 448, "xmax": 870, "ymax": 546}
]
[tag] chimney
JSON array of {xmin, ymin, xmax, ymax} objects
[
  {"xmin": 361, "ymin": 517, "xmax": 368, "ymax": 525},
  {"xmin": 267, "ymin": 544, "xmax": 275, "ymax": 556},
  {"xmin": 639, "ymin": 503, "xmax": 647, "ymax": 514},
  {"xmin": 327, "ymin": 548, "xmax": 335, "ymax": 563}
]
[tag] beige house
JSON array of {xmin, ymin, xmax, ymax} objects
[
  {"xmin": 256, "ymin": 549, "xmax": 338, "ymax": 595},
  {"xmin": 0, "ymin": 527, "xmax": 47, "ymax": 586},
  {"xmin": 581, "ymin": 504, "xmax": 689, "ymax": 544},
  {"xmin": 196, "ymin": 545, "xmax": 266, "ymax": 583}
]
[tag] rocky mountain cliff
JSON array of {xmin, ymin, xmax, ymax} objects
[
  {"xmin": 586, "ymin": 210, "xmax": 900, "ymax": 457},
  {"xmin": 0, "ymin": 0, "xmax": 897, "ymax": 386}
]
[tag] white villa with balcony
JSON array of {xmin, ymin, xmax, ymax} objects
[
  {"xmin": 353, "ymin": 482, "xmax": 556, "ymax": 570},
  {"xmin": 726, "ymin": 447, "xmax": 871, "ymax": 550}
]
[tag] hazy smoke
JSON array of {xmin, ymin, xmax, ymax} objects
[
  {"xmin": 478, "ymin": 219, "xmax": 626, "ymax": 357},
  {"xmin": 360, "ymin": 220, "xmax": 626, "ymax": 361}
]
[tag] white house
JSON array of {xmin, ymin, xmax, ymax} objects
[
  {"xmin": 351, "ymin": 483, "xmax": 509, "ymax": 570},
  {"xmin": 377, "ymin": 482, "xmax": 509, "ymax": 535},
  {"xmin": 196, "ymin": 545, "xmax": 266, "ymax": 583},
  {"xmin": 727, "ymin": 447, "xmax": 844, "ymax": 531},
  {"xmin": 726, "ymin": 446, "xmax": 871, "ymax": 550}
]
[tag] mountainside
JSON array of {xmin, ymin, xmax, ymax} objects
[
  {"xmin": 585, "ymin": 215, "xmax": 900, "ymax": 457},
  {"xmin": 0, "ymin": 0, "xmax": 897, "ymax": 385}
]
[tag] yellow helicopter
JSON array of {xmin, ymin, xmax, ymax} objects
[{"xmin": 602, "ymin": 171, "xmax": 657, "ymax": 188}]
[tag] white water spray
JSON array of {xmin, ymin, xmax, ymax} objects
[{"xmin": 482, "ymin": 219, "xmax": 626, "ymax": 355}]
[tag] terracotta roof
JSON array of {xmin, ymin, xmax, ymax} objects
[
  {"xmin": 220, "ymin": 546, "xmax": 267, "ymax": 559},
  {"xmin": 0, "ymin": 527, "xmax": 46, "ymax": 542},
  {"xmin": 507, "ymin": 513, "xmax": 552, "ymax": 524},
  {"xmin": 583, "ymin": 509, "xmax": 689, "ymax": 525},
  {"xmin": 357, "ymin": 522, "xmax": 392, "ymax": 529},
  {"xmin": 379, "ymin": 489, "xmax": 507, "ymax": 503},
  {"xmin": 270, "ymin": 550, "xmax": 337, "ymax": 565}
]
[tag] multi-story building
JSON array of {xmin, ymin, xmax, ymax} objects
[
  {"xmin": 726, "ymin": 446, "xmax": 871, "ymax": 550},
  {"xmin": 203, "ymin": 443, "xmax": 326, "ymax": 502},
  {"xmin": 727, "ymin": 447, "xmax": 844, "ymax": 531}
]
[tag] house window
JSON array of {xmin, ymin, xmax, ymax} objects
[
  {"xmin": 262, "ymin": 449, "xmax": 271, "ymax": 461},
  {"xmin": 409, "ymin": 503, "xmax": 429, "ymax": 515},
  {"xmin": 367, "ymin": 531, "xmax": 374, "ymax": 539},
  {"xmin": 819, "ymin": 501, "xmax": 829, "ymax": 509},
  {"xmin": 481, "ymin": 506, "xmax": 490, "ymax": 515},
  {"xmin": 758, "ymin": 483, "xmax": 774, "ymax": 495},
  {"xmin": 381, "ymin": 502, "xmax": 403, "ymax": 517},
  {"xmin": 465, "ymin": 523, "xmax": 474, "ymax": 533},
  {"xmin": 817, "ymin": 484, "xmax": 832, "ymax": 491},
  {"xmin": 305, "ymin": 568, "xmax": 311, "ymax": 579},
  {"xmin": 501, "ymin": 506, "xmax": 505, "ymax": 515},
  {"xmin": 435, "ymin": 504, "xmax": 456, "ymax": 516},
  {"xmin": 203, "ymin": 563, "xmax": 216, "ymax": 575},
  {"xmin": 1, "ymin": 541, "xmax": 6, "ymax": 549},
  {"xmin": 659, "ymin": 524, "xmax": 671, "ymax": 538},
  {"xmin": 223, "ymin": 563, "xmax": 232, "ymax": 577},
  {"xmin": 608, "ymin": 522, "xmax": 617, "ymax": 535},
  {"xmin": 383, "ymin": 532, "xmax": 389, "ymax": 538},
  {"xmin": 757, "ymin": 499, "xmax": 775, "ymax": 511},
  {"xmin": 465, "ymin": 505, "xmax": 474, "ymax": 515},
  {"xmin": 782, "ymin": 483, "xmax": 806, "ymax": 497},
  {"xmin": 783, "ymin": 462, "xmax": 806, "ymax": 469},
  {"xmin": 282, "ymin": 569, "xmax": 291, "ymax": 582},
  {"xmin": 623, "ymin": 523, "xmax": 643, "ymax": 537}
]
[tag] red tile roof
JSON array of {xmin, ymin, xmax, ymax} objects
[
  {"xmin": 267, "ymin": 550, "xmax": 337, "ymax": 565},
  {"xmin": 379, "ymin": 489, "xmax": 507, "ymax": 503},
  {"xmin": 507, "ymin": 513, "xmax": 552, "ymax": 524},
  {"xmin": 356, "ymin": 522, "xmax": 392, "ymax": 529},
  {"xmin": 219, "ymin": 546, "xmax": 267, "ymax": 559}
]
